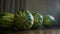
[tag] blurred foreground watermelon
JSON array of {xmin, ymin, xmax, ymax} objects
[
  {"xmin": 32, "ymin": 13, "xmax": 43, "ymax": 28},
  {"xmin": 14, "ymin": 10, "xmax": 34, "ymax": 30},
  {"xmin": 0, "ymin": 12, "xmax": 14, "ymax": 28},
  {"xmin": 43, "ymin": 15, "xmax": 55, "ymax": 27}
]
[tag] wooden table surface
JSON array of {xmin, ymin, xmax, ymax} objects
[{"xmin": 0, "ymin": 29, "xmax": 60, "ymax": 34}]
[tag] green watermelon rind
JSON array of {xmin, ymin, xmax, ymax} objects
[
  {"xmin": 15, "ymin": 10, "xmax": 34, "ymax": 30},
  {"xmin": 32, "ymin": 13, "xmax": 43, "ymax": 28},
  {"xmin": 43, "ymin": 15, "xmax": 55, "ymax": 27},
  {"xmin": 0, "ymin": 12, "xmax": 14, "ymax": 28}
]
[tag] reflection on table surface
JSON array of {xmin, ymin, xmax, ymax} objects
[{"xmin": 0, "ymin": 29, "xmax": 60, "ymax": 34}]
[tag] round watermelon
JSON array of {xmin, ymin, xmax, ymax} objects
[
  {"xmin": 43, "ymin": 15, "xmax": 55, "ymax": 27},
  {"xmin": 32, "ymin": 13, "xmax": 43, "ymax": 28},
  {"xmin": 0, "ymin": 12, "xmax": 14, "ymax": 28},
  {"xmin": 14, "ymin": 10, "xmax": 34, "ymax": 30}
]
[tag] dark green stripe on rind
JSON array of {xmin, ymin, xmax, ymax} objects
[
  {"xmin": 0, "ymin": 12, "xmax": 14, "ymax": 28},
  {"xmin": 32, "ymin": 13, "xmax": 43, "ymax": 28},
  {"xmin": 15, "ymin": 10, "xmax": 34, "ymax": 30},
  {"xmin": 43, "ymin": 15, "xmax": 55, "ymax": 27}
]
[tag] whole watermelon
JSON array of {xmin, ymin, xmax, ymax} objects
[
  {"xmin": 43, "ymin": 15, "xmax": 55, "ymax": 27},
  {"xmin": 14, "ymin": 10, "xmax": 34, "ymax": 30},
  {"xmin": 32, "ymin": 13, "xmax": 43, "ymax": 28},
  {"xmin": 0, "ymin": 12, "xmax": 14, "ymax": 28}
]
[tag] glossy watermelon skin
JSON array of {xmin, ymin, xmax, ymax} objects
[
  {"xmin": 32, "ymin": 13, "xmax": 43, "ymax": 28},
  {"xmin": 43, "ymin": 15, "xmax": 55, "ymax": 27},
  {"xmin": 14, "ymin": 10, "xmax": 34, "ymax": 30},
  {"xmin": 0, "ymin": 12, "xmax": 14, "ymax": 28}
]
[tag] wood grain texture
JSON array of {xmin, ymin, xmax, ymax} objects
[
  {"xmin": 12, "ymin": 29, "xmax": 60, "ymax": 34},
  {"xmin": 0, "ymin": 29, "xmax": 60, "ymax": 34}
]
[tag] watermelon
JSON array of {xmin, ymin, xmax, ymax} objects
[
  {"xmin": 43, "ymin": 15, "xmax": 55, "ymax": 27},
  {"xmin": 14, "ymin": 10, "xmax": 34, "ymax": 30},
  {"xmin": 32, "ymin": 13, "xmax": 43, "ymax": 28},
  {"xmin": 0, "ymin": 12, "xmax": 14, "ymax": 28}
]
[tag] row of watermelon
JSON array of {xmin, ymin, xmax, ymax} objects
[{"xmin": 0, "ymin": 10, "xmax": 55, "ymax": 30}]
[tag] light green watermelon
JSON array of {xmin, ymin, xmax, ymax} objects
[
  {"xmin": 0, "ymin": 12, "xmax": 14, "ymax": 28},
  {"xmin": 32, "ymin": 13, "xmax": 43, "ymax": 28},
  {"xmin": 14, "ymin": 10, "xmax": 34, "ymax": 30},
  {"xmin": 43, "ymin": 15, "xmax": 55, "ymax": 27}
]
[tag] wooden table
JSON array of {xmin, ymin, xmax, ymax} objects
[{"xmin": 1, "ymin": 29, "xmax": 60, "ymax": 34}]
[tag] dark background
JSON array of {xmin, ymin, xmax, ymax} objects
[
  {"xmin": 26, "ymin": 0, "xmax": 60, "ymax": 26},
  {"xmin": 0, "ymin": 0, "xmax": 60, "ymax": 27}
]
